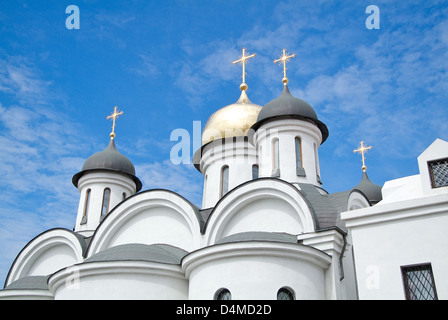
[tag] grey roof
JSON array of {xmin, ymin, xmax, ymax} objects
[
  {"xmin": 297, "ymin": 183, "xmax": 346, "ymax": 231},
  {"xmin": 351, "ymin": 171, "xmax": 382, "ymax": 204},
  {"xmin": 72, "ymin": 138, "xmax": 142, "ymax": 192},
  {"xmin": 216, "ymin": 231, "xmax": 298, "ymax": 245},
  {"xmin": 326, "ymin": 190, "xmax": 351, "ymax": 212},
  {"xmin": 253, "ymin": 85, "xmax": 329, "ymax": 143},
  {"xmin": 200, "ymin": 207, "xmax": 213, "ymax": 224},
  {"xmin": 3, "ymin": 276, "xmax": 49, "ymax": 291},
  {"xmin": 259, "ymin": 85, "xmax": 318, "ymax": 121},
  {"xmin": 84, "ymin": 243, "xmax": 188, "ymax": 265}
]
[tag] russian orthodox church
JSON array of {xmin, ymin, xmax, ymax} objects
[{"xmin": 1, "ymin": 49, "xmax": 447, "ymax": 300}]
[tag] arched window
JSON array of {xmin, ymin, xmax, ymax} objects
[
  {"xmin": 220, "ymin": 166, "xmax": 229, "ymax": 198},
  {"xmin": 295, "ymin": 137, "xmax": 302, "ymax": 168},
  {"xmin": 314, "ymin": 143, "xmax": 320, "ymax": 179},
  {"xmin": 203, "ymin": 174, "xmax": 208, "ymax": 201},
  {"xmin": 277, "ymin": 287, "xmax": 295, "ymax": 300},
  {"xmin": 272, "ymin": 138, "xmax": 279, "ymax": 170},
  {"xmin": 215, "ymin": 288, "xmax": 232, "ymax": 300},
  {"xmin": 81, "ymin": 189, "xmax": 91, "ymax": 224},
  {"xmin": 101, "ymin": 188, "xmax": 111, "ymax": 216},
  {"xmin": 122, "ymin": 192, "xmax": 127, "ymax": 201},
  {"xmin": 252, "ymin": 164, "xmax": 259, "ymax": 179}
]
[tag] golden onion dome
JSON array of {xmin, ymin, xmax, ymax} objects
[{"xmin": 202, "ymin": 90, "xmax": 262, "ymax": 146}]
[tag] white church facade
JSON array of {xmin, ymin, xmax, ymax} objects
[{"xmin": 1, "ymin": 49, "xmax": 447, "ymax": 300}]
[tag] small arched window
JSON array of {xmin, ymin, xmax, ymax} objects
[
  {"xmin": 122, "ymin": 192, "xmax": 127, "ymax": 201},
  {"xmin": 252, "ymin": 164, "xmax": 259, "ymax": 180},
  {"xmin": 101, "ymin": 188, "xmax": 111, "ymax": 216},
  {"xmin": 314, "ymin": 142, "xmax": 320, "ymax": 179},
  {"xmin": 272, "ymin": 138, "xmax": 279, "ymax": 170},
  {"xmin": 277, "ymin": 287, "xmax": 295, "ymax": 300},
  {"xmin": 215, "ymin": 288, "xmax": 232, "ymax": 300},
  {"xmin": 203, "ymin": 174, "xmax": 208, "ymax": 201},
  {"xmin": 220, "ymin": 165, "xmax": 229, "ymax": 198},
  {"xmin": 81, "ymin": 189, "xmax": 91, "ymax": 224},
  {"xmin": 295, "ymin": 137, "xmax": 302, "ymax": 168}
]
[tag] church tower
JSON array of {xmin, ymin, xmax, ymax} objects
[
  {"xmin": 193, "ymin": 48, "xmax": 262, "ymax": 208},
  {"xmin": 249, "ymin": 49, "xmax": 329, "ymax": 187},
  {"xmin": 72, "ymin": 107, "xmax": 142, "ymax": 236}
]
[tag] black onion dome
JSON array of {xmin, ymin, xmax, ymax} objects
[
  {"xmin": 352, "ymin": 172, "xmax": 382, "ymax": 205},
  {"xmin": 258, "ymin": 85, "xmax": 317, "ymax": 121},
  {"xmin": 252, "ymin": 85, "xmax": 329, "ymax": 143},
  {"xmin": 72, "ymin": 139, "xmax": 142, "ymax": 191}
]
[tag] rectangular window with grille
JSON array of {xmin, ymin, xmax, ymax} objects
[
  {"xmin": 401, "ymin": 263, "xmax": 438, "ymax": 300},
  {"xmin": 428, "ymin": 158, "xmax": 448, "ymax": 188}
]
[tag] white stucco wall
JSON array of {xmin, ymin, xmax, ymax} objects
[
  {"xmin": 344, "ymin": 198, "xmax": 448, "ymax": 299},
  {"xmin": 184, "ymin": 242, "xmax": 331, "ymax": 300},
  {"xmin": 49, "ymin": 261, "xmax": 188, "ymax": 300},
  {"xmin": 75, "ymin": 171, "xmax": 136, "ymax": 235},
  {"xmin": 86, "ymin": 190, "xmax": 202, "ymax": 255},
  {"xmin": 253, "ymin": 119, "xmax": 323, "ymax": 186},
  {"xmin": 199, "ymin": 138, "xmax": 258, "ymax": 209},
  {"xmin": 343, "ymin": 138, "xmax": 448, "ymax": 300},
  {"xmin": 4, "ymin": 229, "xmax": 85, "ymax": 287}
]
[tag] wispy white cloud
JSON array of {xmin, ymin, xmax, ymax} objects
[
  {"xmin": 174, "ymin": 42, "xmax": 241, "ymax": 106},
  {"xmin": 126, "ymin": 53, "xmax": 160, "ymax": 78},
  {"xmin": 136, "ymin": 160, "xmax": 203, "ymax": 207},
  {"xmin": 172, "ymin": 0, "xmax": 346, "ymax": 106},
  {"xmin": 0, "ymin": 56, "xmax": 52, "ymax": 105},
  {"xmin": 94, "ymin": 12, "xmax": 135, "ymax": 28},
  {"xmin": 291, "ymin": 13, "xmax": 448, "ymax": 161},
  {"xmin": 0, "ymin": 57, "xmax": 85, "ymax": 284}
]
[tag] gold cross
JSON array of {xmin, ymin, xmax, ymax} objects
[
  {"xmin": 274, "ymin": 48, "xmax": 296, "ymax": 85},
  {"xmin": 353, "ymin": 141, "xmax": 372, "ymax": 172},
  {"xmin": 107, "ymin": 106, "xmax": 123, "ymax": 139},
  {"xmin": 232, "ymin": 48, "xmax": 256, "ymax": 91}
]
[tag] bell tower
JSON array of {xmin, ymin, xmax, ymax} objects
[
  {"xmin": 250, "ymin": 49, "xmax": 329, "ymax": 187},
  {"xmin": 72, "ymin": 107, "xmax": 142, "ymax": 236}
]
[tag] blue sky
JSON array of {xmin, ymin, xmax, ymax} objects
[{"xmin": 0, "ymin": 0, "xmax": 447, "ymax": 286}]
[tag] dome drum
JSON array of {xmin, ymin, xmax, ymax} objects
[{"xmin": 250, "ymin": 85, "xmax": 328, "ymax": 144}]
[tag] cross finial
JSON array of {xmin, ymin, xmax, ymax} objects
[
  {"xmin": 107, "ymin": 106, "xmax": 123, "ymax": 139},
  {"xmin": 353, "ymin": 141, "xmax": 372, "ymax": 172},
  {"xmin": 232, "ymin": 48, "xmax": 256, "ymax": 91},
  {"xmin": 274, "ymin": 48, "xmax": 296, "ymax": 85}
]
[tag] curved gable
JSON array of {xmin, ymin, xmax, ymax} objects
[
  {"xmin": 5, "ymin": 228, "xmax": 86, "ymax": 287},
  {"xmin": 86, "ymin": 189, "xmax": 203, "ymax": 256},
  {"xmin": 204, "ymin": 178, "xmax": 316, "ymax": 245},
  {"xmin": 347, "ymin": 190, "xmax": 371, "ymax": 210}
]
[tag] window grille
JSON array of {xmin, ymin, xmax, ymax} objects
[
  {"xmin": 252, "ymin": 164, "xmax": 259, "ymax": 180},
  {"xmin": 428, "ymin": 158, "xmax": 448, "ymax": 188},
  {"xmin": 401, "ymin": 264, "xmax": 438, "ymax": 300},
  {"xmin": 215, "ymin": 288, "xmax": 231, "ymax": 300},
  {"xmin": 277, "ymin": 287, "xmax": 295, "ymax": 300}
]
